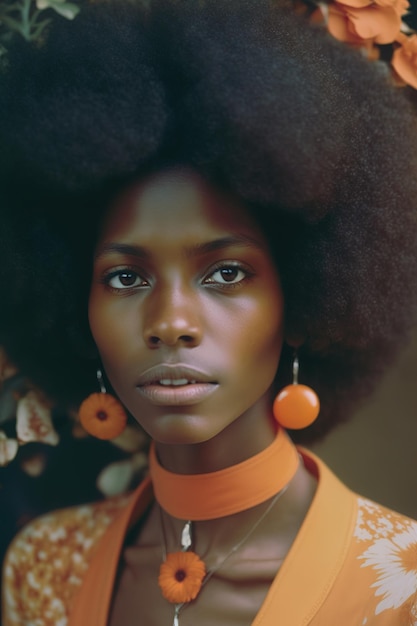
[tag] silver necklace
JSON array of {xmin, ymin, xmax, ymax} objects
[{"xmin": 160, "ymin": 484, "xmax": 290, "ymax": 626}]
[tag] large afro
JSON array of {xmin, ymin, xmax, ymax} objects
[{"xmin": 0, "ymin": 0, "xmax": 417, "ymax": 443}]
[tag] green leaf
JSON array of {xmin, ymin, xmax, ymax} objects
[
  {"xmin": 30, "ymin": 17, "xmax": 52, "ymax": 41},
  {"xmin": 0, "ymin": 2, "xmax": 23, "ymax": 17},
  {"xmin": 36, "ymin": 0, "xmax": 80, "ymax": 20},
  {"xmin": 49, "ymin": 2, "xmax": 80, "ymax": 20},
  {"xmin": 0, "ymin": 14, "xmax": 25, "ymax": 37}
]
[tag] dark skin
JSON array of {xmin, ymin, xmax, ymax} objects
[{"xmin": 89, "ymin": 169, "xmax": 317, "ymax": 625}]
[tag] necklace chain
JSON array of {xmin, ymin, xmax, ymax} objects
[{"xmin": 160, "ymin": 482, "xmax": 290, "ymax": 626}]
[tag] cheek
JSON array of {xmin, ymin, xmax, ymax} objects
[
  {"xmin": 88, "ymin": 293, "xmax": 128, "ymax": 363},
  {"xmin": 88, "ymin": 292, "xmax": 107, "ymax": 351},
  {"xmin": 246, "ymin": 303, "xmax": 283, "ymax": 364},
  {"xmin": 218, "ymin": 294, "xmax": 284, "ymax": 414},
  {"xmin": 224, "ymin": 292, "xmax": 284, "ymax": 373}
]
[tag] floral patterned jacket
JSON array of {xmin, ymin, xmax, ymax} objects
[{"xmin": 3, "ymin": 450, "xmax": 417, "ymax": 626}]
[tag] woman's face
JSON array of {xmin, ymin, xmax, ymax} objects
[{"xmin": 89, "ymin": 169, "xmax": 284, "ymax": 446}]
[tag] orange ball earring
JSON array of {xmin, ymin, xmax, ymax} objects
[
  {"xmin": 273, "ymin": 353, "xmax": 320, "ymax": 429},
  {"xmin": 78, "ymin": 369, "xmax": 127, "ymax": 440}
]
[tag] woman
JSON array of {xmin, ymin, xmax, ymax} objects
[{"xmin": 2, "ymin": 1, "xmax": 417, "ymax": 624}]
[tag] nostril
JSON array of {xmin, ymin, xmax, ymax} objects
[
  {"xmin": 146, "ymin": 333, "xmax": 197, "ymax": 347},
  {"xmin": 180, "ymin": 335, "xmax": 195, "ymax": 344}
]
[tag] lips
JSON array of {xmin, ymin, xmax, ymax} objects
[
  {"xmin": 136, "ymin": 364, "xmax": 218, "ymax": 406},
  {"xmin": 137, "ymin": 364, "xmax": 216, "ymax": 386}
]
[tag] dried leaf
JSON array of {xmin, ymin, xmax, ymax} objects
[
  {"xmin": 111, "ymin": 425, "xmax": 149, "ymax": 453},
  {"xmin": 20, "ymin": 453, "xmax": 47, "ymax": 477},
  {"xmin": 0, "ymin": 431, "xmax": 18, "ymax": 466},
  {"xmin": 96, "ymin": 458, "xmax": 136, "ymax": 497},
  {"xmin": 16, "ymin": 390, "xmax": 59, "ymax": 446},
  {"xmin": 0, "ymin": 346, "xmax": 18, "ymax": 384},
  {"xmin": 96, "ymin": 453, "xmax": 147, "ymax": 497}
]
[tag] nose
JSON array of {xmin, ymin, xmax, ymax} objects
[{"xmin": 142, "ymin": 282, "xmax": 203, "ymax": 348}]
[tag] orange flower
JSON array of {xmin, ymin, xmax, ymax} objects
[
  {"xmin": 334, "ymin": 0, "xmax": 408, "ymax": 14},
  {"xmin": 392, "ymin": 34, "xmax": 417, "ymax": 89},
  {"xmin": 374, "ymin": 0, "xmax": 409, "ymax": 15},
  {"xmin": 158, "ymin": 551, "xmax": 206, "ymax": 604},
  {"xmin": 328, "ymin": 2, "xmax": 402, "ymax": 46},
  {"xmin": 78, "ymin": 392, "xmax": 127, "ymax": 440}
]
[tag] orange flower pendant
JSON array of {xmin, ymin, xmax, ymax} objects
[{"xmin": 158, "ymin": 551, "xmax": 206, "ymax": 604}]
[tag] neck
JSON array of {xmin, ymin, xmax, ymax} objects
[{"xmin": 154, "ymin": 447, "xmax": 317, "ymax": 586}]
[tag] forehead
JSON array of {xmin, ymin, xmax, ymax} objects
[{"xmin": 98, "ymin": 169, "xmax": 263, "ymax": 245}]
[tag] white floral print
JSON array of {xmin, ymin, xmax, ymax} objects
[{"xmin": 355, "ymin": 497, "xmax": 417, "ymax": 618}]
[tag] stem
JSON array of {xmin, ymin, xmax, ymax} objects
[
  {"xmin": 30, "ymin": 16, "xmax": 51, "ymax": 41},
  {"xmin": 19, "ymin": 0, "xmax": 33, "ymax": 41}
]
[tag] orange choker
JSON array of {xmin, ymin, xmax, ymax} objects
[{"xmin": 149, "ymin": 427, "xmax": 300, "ymax": 521}]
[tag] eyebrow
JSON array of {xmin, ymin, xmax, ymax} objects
[
  {"xmin": 94, "ymin": 243, "xmax": 150, "ymax": 261},
  {"xmin": 94, "ymin": 235, "xmax": 264, "ymax": 260},
  {"xmin": 188, "ymin": 235, "xmax": 264, "ymax": 256}
]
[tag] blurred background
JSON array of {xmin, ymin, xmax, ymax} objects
[{"xmin": 311, "ymin": 327, "xmax": 417, "ymax": 519}]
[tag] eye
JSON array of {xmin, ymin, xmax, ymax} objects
[
  {"xmin": 204, "ymin": 265, "xmax": 247, "ymax": 286},
  {"xmin": 104, "ymin": 269, "xmax": 148, "ymax": 290}
]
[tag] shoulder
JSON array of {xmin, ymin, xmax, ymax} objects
[
  {"xmin": 352, "ymin": 495, "xmax": 417, "ymax": 577},
  {"xmin": 2, "ymin": 494, "xmax": 132, "ymax": 626},
  {"xmin": 343, "ymin": 495, "xmax": 417, "ymax": 622},
  {"xmin": 352, "ymin": 495, "xmax": 417, "ymax": 591},
  {"xmin": 353, "ymin": 494, "xmax": 417, "ymax": 543},
  {"xmin": 305, "ymin": 451, "xmax": 417, "ymax": 622}
]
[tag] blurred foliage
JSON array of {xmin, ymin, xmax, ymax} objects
[{"xmin": 0, "ymin": 0, "xmax": 80, "ymax": 69}]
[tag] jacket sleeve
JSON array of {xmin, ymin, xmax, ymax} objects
[{"xmin": 2, "ymin": 497, "xmax": 129, "ymax": 626}]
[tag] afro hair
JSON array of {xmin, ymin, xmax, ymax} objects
[{"xmin": 0, "ymin": 0, "xmax": 417, "ymax": 442}]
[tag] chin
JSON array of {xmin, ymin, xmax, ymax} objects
[{"xmin": 144, "ymin": 413, "xmax": 222, "ymax": 446}]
